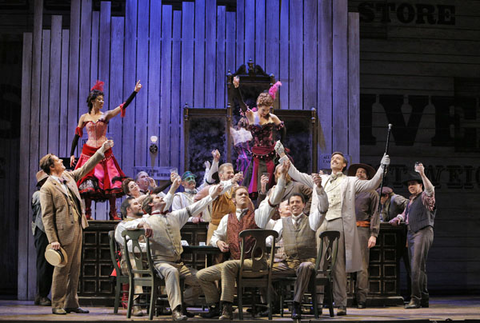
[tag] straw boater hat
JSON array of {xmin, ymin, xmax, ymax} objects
[
  {"xmin": 36, "ymin": 170, "xmax": 48, "ymax": 183},
  {"xmin": 45, "ymin": 244, "xmax": 68, "ymax": 267},
  {"xmin": 347, "ymin": 163, "xmax": 376, "ymax": 180}
]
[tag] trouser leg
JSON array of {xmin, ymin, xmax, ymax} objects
[
  {"xmin": 197, "ymin": 263, "xmax": 223, "ymax": 305},
  {"xmin": 154, "ymin": 262, "xmax": 183, "ymax": 310},
  {"xmin": 356, "ymin": 227, "xmax": 370, "ymax": 303},
  {"xmin": 409, "ymin": 227, "xmax": 434, "ymax": 303},
  {"xmin": 35, "ymin": 229, "xmax": 54, "ymax": 298},
  {"xmin": 293, "ymin": 262, "xmax": 315, "ymax": 303}
]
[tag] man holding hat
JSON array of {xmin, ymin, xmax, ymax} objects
[
  {"xmin": 390, "ymin": 162, "xmax": 436, "ymax": 309},
  {"xmin": 39, "ymin": 140, "xmax": 114, "ymax": 315},
  {"xmin": 32, "ymin": 170, "xmax": 53, "ymax": 306},
  {"xmin": 347, "ymin": 163, "xmax": 380, "ymax": 309}
]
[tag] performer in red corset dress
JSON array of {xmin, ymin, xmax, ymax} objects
[
  {"xmin": 70, "ymin": 80, "xmax": 142, "ymax": 220},
  {"xmin": 232, "ymin": 77, "xmax": 286, "ymax": 198}
]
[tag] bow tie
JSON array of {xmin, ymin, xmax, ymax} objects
[{"xmin": 330, "ymin": 173, "xmax": 343, "ymax": 181}]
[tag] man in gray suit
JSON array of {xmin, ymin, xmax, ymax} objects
[{"xmin": 40, "ymin": 140, "xmax": 113, "ymax": 315}]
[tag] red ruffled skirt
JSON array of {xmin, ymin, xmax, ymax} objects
[
  {"xmin": 75, "ymin": 144, "xmax": 126, "ymax": 200},
  {"xmin": 242, "ymin": 145, "xmax": 276, "ymax": 196}
]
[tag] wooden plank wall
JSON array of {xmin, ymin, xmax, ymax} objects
[
  {"xmin": 18, "ymin": 0, "xmax": 359, "ymax": 299},
  {"xmin": 348, "ymin": 0, "xmax": 480, "ymax": 292}
]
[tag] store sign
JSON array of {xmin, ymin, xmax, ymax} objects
[{"xmin": 358, "ymin": 2, "xmax": 455, "ymax": 25}]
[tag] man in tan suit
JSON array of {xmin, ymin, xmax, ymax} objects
[{"xmin": 40, "ymin": 140, "xmax": 113, "ymax": 315}]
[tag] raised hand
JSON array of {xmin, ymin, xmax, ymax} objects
[
  {"xmin": 381, "ymin": 154, "xmax": 390, "ymax": 168},
  {"xmin": 212, "ymin": 149, "xmax": 221, "ymax": 162},
  {"xmin": 233, "ymin": 76, "xmax": 240, "ymax": 88},
  {"xmin": 211, "ymin": 184, "xmax": 224, "ymax": 199},
  {"xmin": 312, "ymin": 173, "xmax": 323, "ymax": 188},
  {"xmin": 275, "ymin": 141, "xmax": 286, "ymax": 157},
  {"xmin": 134, "ymin": 80, "xmax": 142, "ymax": 92},
  {"xmin": 102, "ymin": 139, "xmax": 114, "ymax": 151},
  {"xmin": 70, "ymin": 155, "xmax": 76, "ymax": 167}
]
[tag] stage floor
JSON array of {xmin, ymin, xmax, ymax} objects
[{"xmin": 1, "ymin": 296, "xmax": 479, "ymax": 322}]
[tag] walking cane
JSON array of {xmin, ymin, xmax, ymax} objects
[{"xmin": 377, "ymin": 124, "xmax": 392, "ymax": 214}]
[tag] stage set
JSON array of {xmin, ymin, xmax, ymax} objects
[{"xmin": 9, "ymin": 0, "xmax": 480, "ymax": 322}]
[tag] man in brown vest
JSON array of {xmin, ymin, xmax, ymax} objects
[
  {"xmin": 196, "ymin": 165, "xmax": 288, "ymax": 320},
  {"xmin": 195, "ymin": 162, "xmax": 243, "ymax": 244},
  {"xmin": 40, "ymin": 140, "xmax": 113, "ymax": 315}
]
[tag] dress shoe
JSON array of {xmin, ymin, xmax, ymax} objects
[
  {"xmin": 405, "ymin": 300, "xmax": 421, "ymax": 309},
  {"xmin": 52, "ymin": 308, "xmax": 67, "ymax": 315},
  {"xmin": 292, "ymin": 301, "xmax": 302, "ymax": 320},
  {"xmin": 259, "ymin": 306, "xmax": 280, "ymax": 317},
  {"xmin": 200, "ymin": 303, "xmax": 221, "ymax": 318},
  {"xmin": 357, "ymin": 302, "xmax": 366, "ymax": 309},
  {"xmin": 172, "ymin": 305, "xmax": 187, "ymax": 321},
  {"xmin": 337, "ymin": 306, "xmax": 347, "ymax": 316},
  {"xmin": 65, "ymin": 307, "xmax": 89, "ymax": 313},
  {"xmin": 183, "ymin": 308, "xmax": 195, "ymax": 318},
  {"xmin": 132, "ymin": 305, "xmax": 144, "ymax": 317},
  {"xmin": 421, "ymin": 299, "xmax": 429, "ymax": 308},
  {"xmin": 34, "ymin": 295, "xmax": 40, "ymax": 305},
  {"xmin": 219, "ymin": 302, "xmax": 233, "ymax": 320},
  {"xmin": 39, "ymin": 297, "xmax": 51, "ymax": 306}
]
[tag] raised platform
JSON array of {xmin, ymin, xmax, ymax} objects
[{"xmin": 1, "ymin": 296, "xmax": 479, "ymax": 322}]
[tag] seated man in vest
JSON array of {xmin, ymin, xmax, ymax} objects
[
  {"xmin": 264, "ymin": 184, "xmax": 329, "ymax": 319},
  {"xmin": 196, "ymin": 164, "xmax": 289, "ymax": 320},
  {"xmin": 138, "ymin": 178, "xmax": 224, "ymax": 321},
  {"xmin": 389, "ymin": 163, "xmax": 436, "ymax": 309}
]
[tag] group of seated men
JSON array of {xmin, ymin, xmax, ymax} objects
[{"xmin": 114, "ymin": 140, "xmax": 435, "ymax": 320}]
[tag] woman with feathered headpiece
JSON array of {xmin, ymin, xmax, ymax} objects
[
  {"xmin": 69, "ymin": 80, "xmax": 142, "ymax": 220},
  {"xmin": 231, "ymin": 76, "xmax": 286, "ymax": 198}
]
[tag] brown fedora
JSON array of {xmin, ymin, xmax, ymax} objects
[
  {"xmin": 347, "ymin": 163, "xmax": 376, "ymax": 179},
  {"xmin": 45, "ymin": 244, "xmax": 68, "ymax": 267},
  {"xmin": 36, "ymin": 170, "xmax": 48, "ymax": 183}
]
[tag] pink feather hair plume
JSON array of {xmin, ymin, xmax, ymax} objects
[
  {"xmin": 91, "ymin": 80, "xmax": 104, "ymax": 92},
  {"xmin": 268, "ymin": 81, "xmax": 282, "ymax": 100}
]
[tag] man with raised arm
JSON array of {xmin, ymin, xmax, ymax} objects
[
  {"xmin": 40, "ymin": 140, "xmax": 114, "ymax": 315},
  {"xmin": 196, "ymin": 164, "xmax": 288, "ymax": 320},
  {"xmin": 276, "ymin": 141, "xmax": 389, "ymax": 316}
]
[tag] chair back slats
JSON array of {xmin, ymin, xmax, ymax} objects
[
  {"xmin": 108, "ymin": 230, "xmax": 123, "ymax": 276},
  {"xmin": 239, "ymin": 229, "xmax": 278, "ymax": 276},
  {"xmin": 121, "ymin": 229, "xmax": 156, "ymax": 277}
]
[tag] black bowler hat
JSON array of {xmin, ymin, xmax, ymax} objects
[{"xmin": 403, "ymin": 172, "xmax": 423, "ymax": 186}]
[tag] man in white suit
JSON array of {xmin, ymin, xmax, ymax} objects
[{"xmin": 275, "ymin": 141, "xmax": 389, "ymax": 315}]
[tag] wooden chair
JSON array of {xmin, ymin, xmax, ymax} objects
[
  {"xmin": 122, "ymin": 229, "xmax": 183, "ymax": 320},
  {"xmin": 311, "ymin": 230, "xmax": 340, "ymax": 318},
  {"xmin": 237, "ymin": 229, "xmax": 278, "ymax": 320},
  {"xmin": 108, "ymin": 230, "xmax": 129, "ymax": 314}
]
